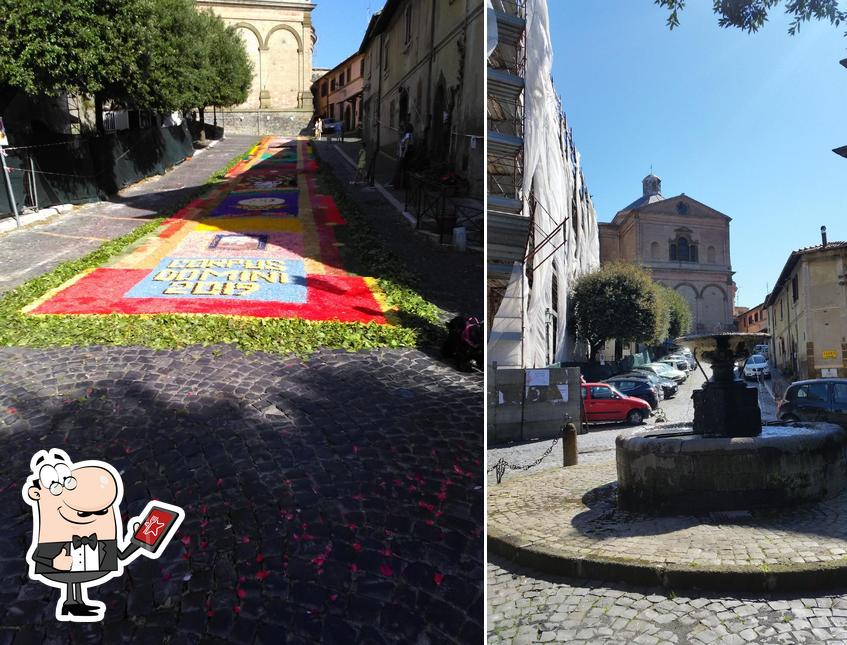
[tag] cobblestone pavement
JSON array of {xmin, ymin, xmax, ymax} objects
[
  {"xmin": 487, "ymin": 371, "xmax": 781, "ymax": 484},
  {"xmin": 489, "ymin": 457, "xmax": 847, "ymax": 571},
  {"xmin": 0, "ymin": 345, "xmax": 483, "ymax": 643},
  {"xmin": 488, "ymin": 557, "xmax": 847, "ymax": 644},
  {"xmin": 0, "ymin": 136, "xmax": 257, "ymax": 296}
]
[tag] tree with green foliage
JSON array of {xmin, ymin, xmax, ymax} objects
[
  {"xmin": 658, "ymin": 284, "xmax": 694, "ymax": 340},
  {"xmin": 204, "ymin": 13, "xmax": 253, "ymax": 111},
  {"xmin": 0, "ymin": 0, "xmax": 150, "ymax": 133},
  {"xmin": 572, "ymin": 263, "xmax": 665, "ymax": 361},
  {"xmin": 0, "ymin": 0, "xmax": 252, "ymax": 135},
  {"xmin": 655, "ymin": 0, "xmax": 847, "ymax": 35}
]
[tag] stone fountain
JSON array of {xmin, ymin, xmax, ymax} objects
[{"xmin": 616, "ymin": 333, "xmax": 847, "ymax": 513}]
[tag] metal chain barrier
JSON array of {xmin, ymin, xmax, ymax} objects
[{"xmin": 487, "ymin": 437, "xmax": 560, "ymax": 484}]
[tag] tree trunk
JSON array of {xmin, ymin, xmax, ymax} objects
[
  {"xmin": 589, "ymin": 342, "xmax": 600, "ymax": 362},
  {"xmin": 94, "ymin": 92, "xmax": 105, "ymax": 136}
]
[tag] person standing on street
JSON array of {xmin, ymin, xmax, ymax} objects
[{"xmin": 314, "ymin": 117, "xmax": 323, "ymax": 140}]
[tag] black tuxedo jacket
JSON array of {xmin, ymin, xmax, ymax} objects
[{"xmin": 32, "ymin": 539, "xmax": 129, "ymax": 574}]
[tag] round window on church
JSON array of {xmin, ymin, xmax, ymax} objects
[{"xmin": 676, "ymin": 201, "xmax": 688, "ymax": 215}]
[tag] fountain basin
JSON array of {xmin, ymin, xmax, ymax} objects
[{"xmin": 616, "ymin": 423, "xmax": 847, "ymax": 513}]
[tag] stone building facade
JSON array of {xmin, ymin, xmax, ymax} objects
[
  {"xmin": 311, "ymin": 52, "xmax": 365, "ymax": 130},
  {"xmin": 359, "ymin": 0, "xmax": 484, "ymax": 195},
  {"xmin": 765, "ymin": 235, "xmax": 847, "ymax": 379},
  {"xmin": 735, "ymin": 301, "xmax": 768, "ymax": 333},
  {"xmin": 599, "ymin": 175, "xmax": 736, "ymax": 335},
  {"xmin": 197, "ymin": 0, "xmax": 315, "ymax": 134}
]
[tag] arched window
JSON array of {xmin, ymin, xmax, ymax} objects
[
  {"xmin": 669, "ymin": 235, "xmax": 698, "ymax": 263},
  {"xmin": 707, "ymin": 245, "xmax": 716, "ymax": 263},
  {"xmin": 677, "ymin": 237, "xmax": 689, "ymax": 261}
]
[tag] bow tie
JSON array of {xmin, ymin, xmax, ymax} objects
[{"xmin": 72, "ymin": 534, "xmax": 97, "ymax": 549}]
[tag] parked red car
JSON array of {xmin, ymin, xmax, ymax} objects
[{"xmin": 580, "ymin": 382, "xmax": 652, "ymax": 425}]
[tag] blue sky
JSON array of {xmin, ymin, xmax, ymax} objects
[
  {"xmin": 311, "ymin": 0, "xmax": 375, "ymax": 69},
  {"xmin": 548, "ymin": 2, "xmax": 847, "ymax": 308}
]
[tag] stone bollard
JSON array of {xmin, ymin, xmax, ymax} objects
[{"xmin": 562, "ymin": 422, "xmax": 578, "ymax": 467}]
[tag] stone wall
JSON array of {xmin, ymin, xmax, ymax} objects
[{"xmin": 218, "ymin": 110, "xmax": 313, "ymax": 137}]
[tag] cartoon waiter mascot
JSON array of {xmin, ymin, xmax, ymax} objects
[{"xmin": 22, "ymin": 448, "xmax": 184, "ymax": 622}]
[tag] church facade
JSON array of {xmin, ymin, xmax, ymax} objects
[
  {"xmin": 196, "ymin": 0, "xmax": 316, "ymax": 111},
  {"xmin": 599, "ymin": 175, "xmax": 736, "ymax": 335}
]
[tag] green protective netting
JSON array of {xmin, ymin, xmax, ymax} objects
[{"xmin": 0, "ymin": 124, "xmax": 195, "ymax": 216}]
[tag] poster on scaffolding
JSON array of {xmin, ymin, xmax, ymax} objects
[{"xmin": 0, "ymin": 118, "xmax": 7, "ymax": 146}]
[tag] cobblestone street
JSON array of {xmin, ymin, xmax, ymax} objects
[
  {"xmin": 488, "ymin": 557, "xmax": 847, "ymax": 644},
  {"xmin": 0, "ymin": 345, "xmax": 483, "ymax": 643}
]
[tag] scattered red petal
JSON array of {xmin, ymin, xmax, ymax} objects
[
  {"xmin": 181, "ymin": 551, "xmax": 192, "ymax": 560},
  {"xmin": 239, "ymin": 576, "xmax": 246, "ymax": 583},
  {"xmin": 232, "ymin": 604, "xmax": 241, "ymax": 614},
  {"xmin": 180, "ymin": 535, "xmax": 191, "ymax": 547},
  {"xmin": 216, "ymin": 478, "xmax": 224, "ymax": 487},
  {"xmin": 436, "ymin": 491, "xmax": 447, "ymax": 502},
  {"xmin": 200, "ymin": 540, "xmax": 208, "ymax": 550},
  {"xmin": 162, "ymin": 571, "xmax": 172, "ymax": 582},
  {"xmin": 200, "ymin": 519, "xmax": 209, "ymax": 528},
  {"xmin": 236, "ymin": 588, "xmax": 247, "ymax": 599},
  {"xmin": 352, "ymin": 494, "xmax": 365, "ymax": 501},
  {"xmin": 329, "ymin": 594, "xmax": 338, "ymax": 601},
  {"xmin": 241, "ymin": 536, "xmax": 250, "ymax": 544},
  {"xmin": 434, "ymin": 572, "xmax": 444, "ymax": 586},
  {"xmin": 352, "ymin": 543, "xmax": 362, "ymax": 552},
  {"xmin": 311, "ymin": 554, "xmax": 326, "ymax": 567},
  {"xmin": 207, "ymin": 610, "xmax": 215, "ymax": 617},
  {"xmin": 347, "ymin": 522, "xmax": 357, "ymax": 530},
  {"xmin": 380, "ymin": 547, "xmax": 393, "ymax": 557},
  {"xmin": 350, "ymin": 564, "xmax": 358, "ymax": 573},
  {"xmin": 256, "ymin": 570, "xmax": 270, "ymax": 581},
  {"xmin": 419, "ymin": 501, "xmax": 436, "ymax": 513},
  {"xmin": 425, "ymin": 520, "xmax": 434, "ymax": 526},
  {"xmin": 379, "ymin": 563, "xmax": 394, "ymax": 577}
]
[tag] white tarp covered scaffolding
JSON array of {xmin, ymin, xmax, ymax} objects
[{"xmin": 488, "ymin": 0, "xmax": 600, "ymax": 368}]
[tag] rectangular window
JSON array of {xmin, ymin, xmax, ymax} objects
[
  {"xmin": 360, "ymin": 59, "xmax": 365, "ymax": 77},
  {"xmin": 792, "ymin": 275, "xmax": 799, "ymax": 302},
  {"xmin": 383, "ymin": 38, "xmax": 389, "ymax": 72},
  {"xmin": 780, "ymin": 298, "xmax": 784, "ymax": 320},
  {"xmin": 404, "ymin": 6, "xmax": 412, "ymax": 45}
]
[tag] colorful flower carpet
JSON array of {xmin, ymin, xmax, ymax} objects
[{"xmin": 25, "ymin": 138, "xmax": 390, "ymax": 324}]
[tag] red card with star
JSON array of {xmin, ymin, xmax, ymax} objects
[{"xmin": 132, "ymin": 506, "xmax": 178, "ymax": 551}]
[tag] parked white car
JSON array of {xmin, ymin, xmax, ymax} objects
[
  {"xmin": 634, "ymin": 362, "xmax": 687, "ymax": 384},
  {"xmin": 743, "ymin": 354, "xmax": 771, "ymax": 380}
]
